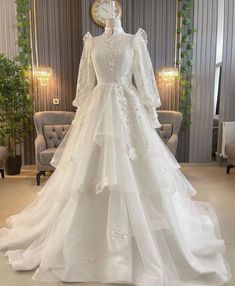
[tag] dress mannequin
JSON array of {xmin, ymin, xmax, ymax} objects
[
  {"xmin": 105, "ymin": 17, "xmax": 123, "ymax": 34},
  {"xmin": 105, "ymin": 17, "xmax": 121, "ymax": 29},
  {"xmin": 105, "ymin": 1, "xmax": 123, "ymax": 34}
]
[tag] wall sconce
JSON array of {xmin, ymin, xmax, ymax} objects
[
  {"xmin": 29, "ymin": 0, "xmax": 52, "ymax": 87},
  {"xmin": 33, "ymin": 67, "xmax": 52, "ymax": 86},
  {"xmin": 157, "ymin": 67, "xmax": 179, "ymax": 86}
]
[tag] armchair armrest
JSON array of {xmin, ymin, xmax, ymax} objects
[
  {"xmin": 35, "ymin": 134, "xmax": 46, "ymax": 154},
  {"xmin": 35, "ymin": 135, "xmax": 46, "ymax": 170},
  {"xmin": 166, "ymin": 134, "xmax": 178, "ymax": 156}
]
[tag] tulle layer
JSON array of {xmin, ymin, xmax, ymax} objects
[
  {"xmin": 50, "ymin": 83, "xmax": 182, "ymax": 195},
  {"xmin": 51, "ymin": 82, "xmax": 163, "ymax": 167},
  {"xmin": 0, "ymin": 83, "xmax": 232, "ymax": 285},
  {"xmin": 1, "ymin": 189, "xmax": 230, "ymax": 285}
]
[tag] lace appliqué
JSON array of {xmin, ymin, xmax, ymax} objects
[
  {"xmin": 111, "ymin": 224, "xmax": 129, "ymax": 248},
  {"xmin": 116, "ymin": 85, "xmax": 138, "ymax": 160},
  {"xmin": 128, "ymin": 92, "xmax": 150, "ymax": 149}
]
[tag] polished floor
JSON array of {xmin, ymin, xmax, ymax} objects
[{"xmin": 0, "ymin": 164, "xmax": 234, "ymax": 286}]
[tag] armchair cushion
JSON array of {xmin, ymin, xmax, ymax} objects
[
  {"xmin": 156, "ymin": 124, "xmax": 173, "ymax": 144},
  {"xmin": 165, "ymin": 134, "xmax": 178, "ymax": 157},
  {"xmin": 43, "ymin": 125, "xmax": 71, "ymax": 148}
]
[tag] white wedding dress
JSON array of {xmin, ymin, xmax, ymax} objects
[{"xmin": 0, "ymin": 27, "xmax": 231, "ymax": 286}]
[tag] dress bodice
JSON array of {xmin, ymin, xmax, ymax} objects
[
  {"xmin": 72, "ymin": 28, "xmax": 161, "ymax": 129},
  {"xmin": 91, "ymin": 32, "xmax": 134, "ymax": 85}
]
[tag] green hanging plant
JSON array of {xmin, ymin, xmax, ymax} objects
[
  {"xmin": 15, "ymin": 0, "xmax": 31, "ymax": 70},
  {"xmin": 176, "ymin": 0, "xmax": 197, "ymax": 130}
]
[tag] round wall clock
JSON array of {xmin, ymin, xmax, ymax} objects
[{"xmin": 91, "ymin": 0, "xmax": 122, "ymax": 27}]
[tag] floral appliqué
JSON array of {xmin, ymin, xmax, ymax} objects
[{"xmin": 111, "ymin": 224, "xmax": 129, "ymax": 248}]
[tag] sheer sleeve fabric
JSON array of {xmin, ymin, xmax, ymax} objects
[
  {"xmin": 133, "ymin": 28, "xmax": 161, "ymax": 128},
  {"xmin": 72, "ymin": 32, "xmax": 96, "ymax": 109}
]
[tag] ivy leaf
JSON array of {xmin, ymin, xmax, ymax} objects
[
  {"xmin": 187, "ymin": 43, "xmax": 194, "ymax": 49},
  {"xmin": 182, "ymin": 35, "xmax": 190, "ymax": 43},
  {"xmin": 176, "ymin": 59, "xmax": 183, "ymax": 65},
  {"xmin": 178, "ymin": 10, "xmax": 188, "ymax": 17},
  {"xmin": 183, "ymin": 4, "xmax": 191, "ymax": 11},
  {"xmin": 188, "ymin": 28, "xmax": 197, "ymax": 34},
  {"xmin": 187, "ymin": 60, "xmax": 195, "ymax": 66},
  {"xmin": 181, "ymin": 50, "xmax": 190, "ymax": 58},
  {"xmin": 181, "ymin": 65, "xmax": 189, "ymax": 73},
  {"xmin": 180, "ymin": 94, "xmax": 187, "ymax": 100},
  {"xmin": 181, "ymin": 80, "xmax": 190, "ymax": 87},
  {"xmin": 183, "ymin": 18, "xmax": 191, "ymax": 25},
  {"xmin": 188, "ymin": 73, "xmax": 194, "ymax": 80}
]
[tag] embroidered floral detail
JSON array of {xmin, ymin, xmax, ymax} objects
[
  {"xmin": 111, "ymin": 225, "xmax": 129, "ymax": 248},
  {"xmin": 128, "ymin": 146, "xmax": 137, "ymax": 160},
  {"xmin": 115, "ymin": 86, "xmax": 139, "ymax": 160},
  {"xmin": 126, "ymin": 92, "xmax": 150, "ymax": 150},
  {"xmin": 116, "ymin": 85, "xmax": 128, "ymax": 114},
  {"xmin": 103, "ymin": 33, "xmax": 124, "ymax": 74}
]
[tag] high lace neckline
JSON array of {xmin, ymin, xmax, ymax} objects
[{"xmin": 104, "ymin": 26, "xmax": 125, "ymax": 35}]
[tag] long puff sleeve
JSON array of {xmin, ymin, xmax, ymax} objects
[
  {"xmin": 133, "ymin": 28, "xmax": 161, "ymax": 128},
  {"xmin": 72, "ymin": 32, "xmax": 96, "ymax": 109}
]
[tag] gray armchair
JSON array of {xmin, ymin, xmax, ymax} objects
[
  {"xmin": 225, "ymin": 143, "xmax": 235, "ymax": 173},
  {"xmin": 34, "ymin": 111, "xmax": 75, "ymax": 185},
  {"xmin": 156, "ymin": 110, "xmax": 183, "ymax": 156},
  {"xmin": 0, "ymin": 146, "xmax": 7, "ymax": 178}
]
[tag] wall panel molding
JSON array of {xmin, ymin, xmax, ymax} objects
[
  {"xmin": 217, "ymin": 0, "xmax": 235, "ymax": 155},
  {"xmin": 0, "ymin": 0, "xmax": 18, "ymax": 58},
  {"xmin": 31, "ymin": 0, "xmax": 83, "ymax": 112},
  {"xmin": 189, "ymin": 0, "xmax": 218, "ymax": 162}
]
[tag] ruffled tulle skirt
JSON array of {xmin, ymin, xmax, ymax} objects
[{"xmin": 0, "ymin": 83, "xmax": 232, "ymax": 285}]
